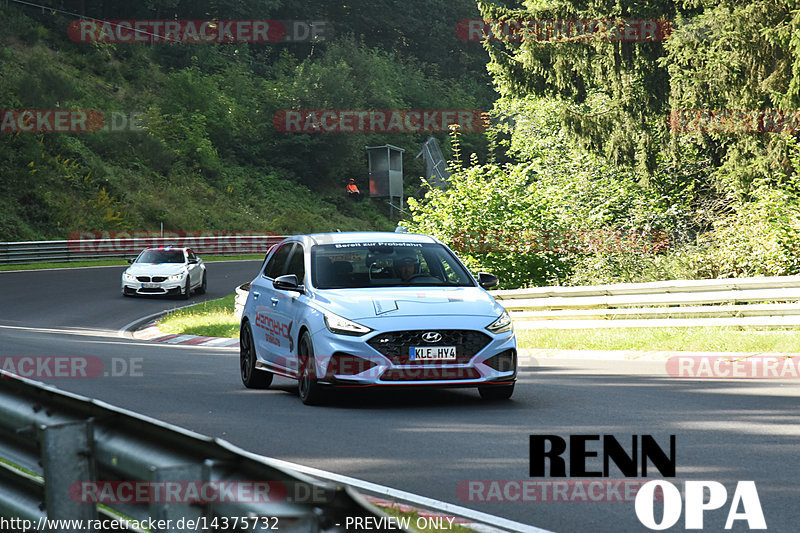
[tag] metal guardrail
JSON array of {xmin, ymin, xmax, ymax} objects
[
  {"xmin": 0, "ymin": 236, "xmax": 285, "ymax": 265},
  {"xmin": 493, "ymin": 276, "xmax": 800, "ymax": 329},
  {"xmin": 0, "ymin": 372, "xmax": 409, "ymax": 532}
]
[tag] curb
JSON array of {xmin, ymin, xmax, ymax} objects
[{"xmin": 133, "ymin": 319, "xmax": 238, "ymax": 348}]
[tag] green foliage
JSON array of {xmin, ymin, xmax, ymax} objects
[
  {"xmin": 478, "ymin": 0, "xmax": 675, "ymax": 172},
  {"xmin": 408, "ymin": 162, "xmax": 567, "ymax": 288},
  {"xmin": 0, "ymin": 1, "xmax": 488, "ymax": 241},
  {"xmin": 409, "ymin": 96, "xmax": 681, "ymax": 288}
]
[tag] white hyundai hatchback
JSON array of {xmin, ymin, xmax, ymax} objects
[
  {"xmin": 121, "ymin": 247, "xmax": 206, "ymax": 298},
  {"xmin": 239, "ymin": 232, "xmax": 517, "ymax": 405}
]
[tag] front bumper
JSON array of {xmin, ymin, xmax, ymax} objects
[
  {"xmin": 308, "ymin": 317, "xmax": 517, "ymax": 388},
  {"xmin": 122, "ymin": 278, "xmax": 185, "ymax": 296}
]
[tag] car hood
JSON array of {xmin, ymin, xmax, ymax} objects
[
  {"xmin": 125, "ymin": 263, "xmax": 187, "ymax": 276},
  {"xmin": 313, "ymin": 287, "xmax": 504, "ymax": 320}
]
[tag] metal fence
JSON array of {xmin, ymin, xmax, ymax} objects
[
  {"xmin": 0, "ymin": 236, "xmax": 285, "ymax": 265},
  {"xmin": 0, "ymin": 372, "xmax": 408, "ymax": 532},
  {"xmin": 493, "ymin": 275, "xmax": 800, "ymax": 329}
]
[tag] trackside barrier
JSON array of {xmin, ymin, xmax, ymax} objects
[
  {"xmin": 0, "ymin": 371, "xmax": 411, "ymax": 532},
  {"xmin": 492, "ymin": 276, "xmax": 800, "ymax": 329},
  {"xmin": 0, "ymin": 235, "xmax": 285, "ymax": 265}
]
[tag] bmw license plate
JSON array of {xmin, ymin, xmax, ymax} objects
[
  {"xmin": 141, "ymin": 283, "xmax": 160, "ymax": 289},
  {"xmin": 410, "ymin": 346, "xmax": 456, "ymax": 361}
]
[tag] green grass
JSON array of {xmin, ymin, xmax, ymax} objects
[
  {"xmin": 154, "ymin": 297, "xmax": 800, "ymax": 352},
  {"xmin": 0, "ymin": 254, "xmax": 263, "ymax": 271},
  {"xmin": 158, "ymin": 294, "xmax": 239, "ymax": 338},
  {"xmin": 516, "ymin": 327, "xmax": 800, "ymax": 352}
]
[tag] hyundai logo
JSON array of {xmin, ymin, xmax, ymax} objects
[{"xmin": 421, "ymin": 331, "xmax": 442, "ymax": 343}]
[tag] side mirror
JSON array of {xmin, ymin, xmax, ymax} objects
[
  {"xmin": 127, "ymin": 258, "xmax": 135, "ymax": 264},
  {"xmin": 188, "ymin": 258, "xmax": 198, "ymax": 264},
  {"xmin": 274, "ymin": 274, "xmax": 305, "ymax": 294},
  {"xmin": 477, "ymin": 272, "xmax": 498, "ymax": 289}
]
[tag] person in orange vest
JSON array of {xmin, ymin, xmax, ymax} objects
[{"xmin": 346, "ymin": 178, "xmax": 361, "ymax": 200}]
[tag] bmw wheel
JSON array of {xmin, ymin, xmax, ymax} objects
[
  {"xmin": 240, "ymin": 321, "xmax": 273, "ymax": 389},
  {"xmin": 182, "ymin": 277, "xmax": 191, "ymax": 299},
  {"xmin": 298, "ymin": 331, "xmax": 325, "ymax": 405}
]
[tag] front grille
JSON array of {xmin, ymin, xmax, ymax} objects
[
  {"xmin": 136, "ymin": 276, "xmax": 150, "ymax": 282},
  {"xmin": 138, "ymin": 288, "xmax": 165, "ymax": 293},
  {"xmin": 367, "ymin": 330, "xmax": 491, "ymax": 365},
  {"xmin": 152, "ymin": 276, "xmax": 167, "ymax": 282},
  {"xmin": 381, "ymin": 367, "xmax": 481, "ymax": 381}
]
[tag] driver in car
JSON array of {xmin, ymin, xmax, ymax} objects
[{"xmin": 395, "ymin": 254, "xmax": 418, "ymax": 281}]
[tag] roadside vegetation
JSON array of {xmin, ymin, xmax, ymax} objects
[
  {"xmin": 155, "ymin": 295, "xmax": 800, "ymax": 353},
  {"xmin": 407, "ymin": 1, "xmax": 800, "ymax": 289},
  {"xmin": 3, "ymin": 0, "xmax": 800, "ymax": 292},
  {"xmin": 517, "ymin": 327, "xmax": 800, "ymax": 353},
  {"xmin": 158, "ymin": 294, "xmax": 239, "ymax": 338},
  {"xmin": 0, "ymin": 0, "xmax": 488, "ymax": 241}
]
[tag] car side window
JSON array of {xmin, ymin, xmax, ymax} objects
[
  {"xmin": 286, "ymin": 244, "xmax": 306, "ymax": 283},
  {"xmin": 263, "ymin": 243, "xmax": 293, "ymax": 279}
]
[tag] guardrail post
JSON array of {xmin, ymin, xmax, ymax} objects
[
  {"xmin": 149, "ymin": 464, "xmax": 204, "ymax": 532},
  {"xmin": 40, "ymin": 420, "xmax": 98, "ymax": 529}
]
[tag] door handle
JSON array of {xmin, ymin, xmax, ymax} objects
[
  {"xmin": 252, "ymin": 291, "xmax": 260, "ymax": 299},
  {"xmin": 271, "ymin": 297, "xmax": 279, "ymax": 306}
]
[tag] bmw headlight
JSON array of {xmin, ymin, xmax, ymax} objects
[
  {"xmin": 324, "ymin": 312, "xmax": 372, "ymax": 336},
  {"xmin": 486, "ymin": 310, "xmax": 512, "ymax": 334},
  {"xmin": 168, "ymin": 272, "xmax": 186, "ymax": 281},
  {"xmin": 123, "ymin": 272, "xmax": 136, "ymax": 282}
]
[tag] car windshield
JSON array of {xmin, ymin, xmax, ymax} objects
[
  {"xmin": 311, "ymin": 242, "xmax": 474, "ymax": 289},
  {"xmin": 137, "ymin": 250, "xmax": 185, "ymax": 264}
]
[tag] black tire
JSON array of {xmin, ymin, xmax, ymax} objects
[
  {"xmin": 197, "ymin": 271, "xmax": 207, "ymax": 294},
  {"xmin": 240, "ymin": 321, "xmax": 273, "ymax": 389},
  {"xmin": 478, "ymin": 383, "xmax": 515, "ymax": 401},
  {"xmin": 122, "ymin": 287, "xmax": 134, "ymax": 297},
  {"xmin": 182, "ymin": 277, "xmax": 191, "ymax": 299},
  {"xmin": 298, "ymin": 332, "xmax": 326, "ymax": 405}
]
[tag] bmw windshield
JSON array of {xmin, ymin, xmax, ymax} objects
[
  {"xmin": 136, "ymin": 250, "xmax": 185, "ymax": 263},
  {"xmin": 311, "ymin": 242, "xmax": 474, "ymax": 289}
]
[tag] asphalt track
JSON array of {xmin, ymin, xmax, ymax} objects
[{"xmin": 1, "ymin": 262, "xmax": 799, "ymax": 532}]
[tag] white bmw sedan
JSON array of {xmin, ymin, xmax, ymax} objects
[{"xmin": 121, "ymin": 247, "xmax": 206, "ymax": 298}]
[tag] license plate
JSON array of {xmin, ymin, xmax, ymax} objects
[
  {"xmin": 141, "ymin": 283, "xmax": 160, "ymax": 289},
  {"xmin": 410, "ymin": 346, "xmax": 456, "ymax": 361}
]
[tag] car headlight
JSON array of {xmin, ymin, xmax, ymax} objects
[
  {"xmin": 324, "ymin": 312, "xmax": 372, "ymax": 336},
  {"xmin": 168, "ymin": 272, "xmax": 186, "ymax": 281},
  {"xmin": 486, "ymin": 310, "xmax": 512, "ymax": 334},
  {"xmin": 123, "ymin": 272, "xmax": 137, "ymax": 282}
]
